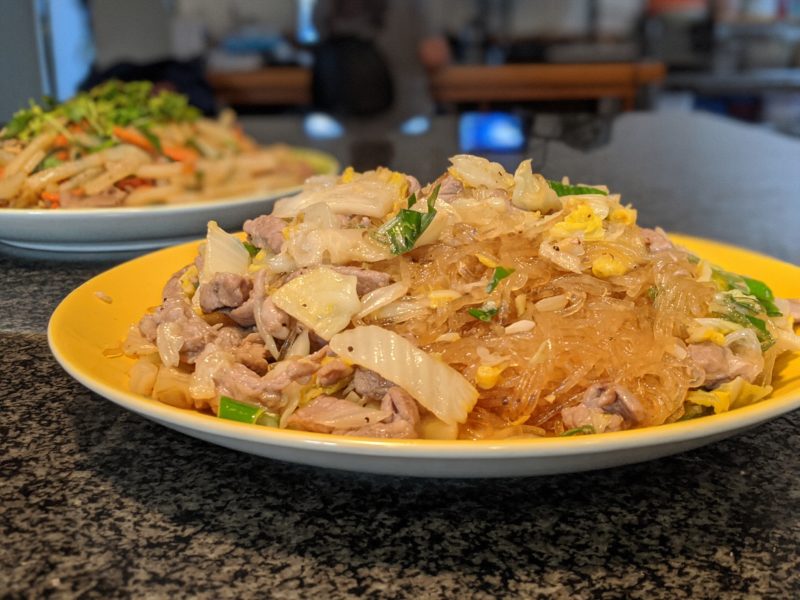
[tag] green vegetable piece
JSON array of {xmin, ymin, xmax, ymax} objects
[
  {"xmin": 255, "ymin": 411, "xmax": 280, "ymax": 428},
  {"xmin": 1, "ymin": 80, "xmax": 201, "ymax": 142},
  {"xmin": 560, "ymin": 425, "xmax": 596, "ymax": 436},
  {"xmin": 218, "ymin": 395, "xmax": 262, "ymax": 424},
  {"xmin": 378, "ymin": 185, "xmax": 440, "ymax": 254},
  {"xmin": 468, "ymin": 306, "xmax": 498, "ymax": 322},
  {"xmin": 34, "ymin": 154, "xmax": 63, "ymax": 172},
  {"xmin": 547, "ymin": 180, "xmax": 608, "ymax": 197},
  {"xmin": 242, "ymin": 241, "xmax": 260, "ymax": 257},
  {"xmin": 742, "ymin": 276, "xmax": 782, "ymax": 317},
  {"xmin": 136, "ymin": 125, "xmax": 162, "ymax": 153},
  {"xmin": 219, "ymin": 395, "xmax": 279, "ymax": 427},
  {"xmin": 486, "ymin": 266, "xmax": 515, "ymax": 293}
]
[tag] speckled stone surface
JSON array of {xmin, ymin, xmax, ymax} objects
[
  {"xmin": 1, "ymin": 112, "xmax": 799, "ymax": 599},
  {"xmin": 2, "ymin": 334, "xmax": 800, "ymax": 599}
]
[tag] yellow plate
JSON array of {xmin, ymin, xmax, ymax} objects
[{"xmin": 48, "ymin": 234, "xmax": 800, "ymax": 477}]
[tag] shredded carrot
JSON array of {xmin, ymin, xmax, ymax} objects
[
  {"xmin": 54, "ymin": 134, "xmax": 69, "ymax": 146},
  {"xmin": 115, "ymin": 176, "xmax": 153, "ymax": 191},
  {"xmin": 163, "ymin": 145, "xmax": 199, "ymax": 163},
  {"xmin": 41, "ymin": 191, "xmax": 60, "ymax": 207},
  {"xmin": 56, "ymin": 150, "xmax": 69, "ymax": 160},
  {"xmin": 72, "ymin": 187, "xmax": 86, "ymax": 197},
  {"xmin": 112, "ymin": 126, "xmax": 156, "ymax": 152}
]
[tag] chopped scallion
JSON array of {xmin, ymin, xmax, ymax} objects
[
  {"xmin": 560, "ymin": 425, "xmax": 596, "ymax": 436},
  {"xmin": 218, "ymin": 395, "xmax": 278, "ymax": 427},
  {"xmin": 468, "ymin": 306, "xmax": 498, "ymax": 322},
  {"xmin": 547, "ymin": 180, "xmax": 607, "ymax": 197},
  {"xmin": 377, "ymin": 185, "xmax": 440, "ymax": 254},
  {"xmin": 486, "ymin": 266, "xmax": 515, "ymax": 293}
]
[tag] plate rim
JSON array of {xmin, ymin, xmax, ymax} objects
[{"xmin": 46, "ymin": 232, "xmax": 800, "ymax": 462}]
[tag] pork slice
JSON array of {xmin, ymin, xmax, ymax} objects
[
  {"xmin": 259, "ymin": 297, "xmax": 291, "ymax": 339},
  {"xmin": 198, "ymin": 273, "xmax": 251, "ymax": 313},
  {"xmin": 235, "ymin": 333, "xmax": 269, "ymax": 375},
  {"xmin": 139, "ymin": 297, "xmax": 218, "ymax": 365},
  {"xmin": 288, "ymin": 395, "xmax": 391, "ymax": 434},
  {"xmin": 561, "ymin": 383, "xmax": 644, "ymax": 433},
  {"xmin": 215, "ymin": 363, "xmax": 277, "ymax": 406},
  {"xmin": 329, "ymin": 266, "xmax": 392, "ymax": 296},
  {"xmin": 435, "ymin": 174, "xmax": 463, "ymax": 203},
  {"xmin": 162, "ymin": 266, "xmax": 194, "ymax": 301},
  {"xmin": 353, "ymin": 367, "xmax": 395, "ymax": 401},
  {"xmin": 688, "ymin": 342, "xmax": 762, "ymax": 387},
  {"xmin": 316, "ymin": 359, "xmax": 354, "ymax": 387},
  {"xmin": 640, "ymin": 227, "xmax": 673, "ymax": 253},
  {"xmin": 339, "ymin": 387, "xmax": 420, "ymax": 438},
  {"xmin": 243, "ymin": 215, "xmax": 286, "ymax": 253},
  {"xmin": 229, "ymin": 296, "xmax": 256, "ymax": 327}
]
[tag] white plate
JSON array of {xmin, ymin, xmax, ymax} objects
[
  {"xmin": 47, "ymin": 235, "xmax": 800, "ymax": 478},
  {"xmin": 0, "ymin": 148, "xmax": 338, "ymax": 253}
]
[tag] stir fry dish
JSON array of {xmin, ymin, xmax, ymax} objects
[
  {"xmin": 123, "ymin": 155, "xmax": 800, "ymax": 439},
  {"xmin": 0, "ymin": 81, "xmax": 318, "ymax": 208}
]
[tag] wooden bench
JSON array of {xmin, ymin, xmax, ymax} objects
[
  {"xmin": 207, "ymin": 67, "xmax": 312, "ymax": 107},
  {"xmin": 427, "ymin": 62, "xmax": 666, "ymax": 110}
]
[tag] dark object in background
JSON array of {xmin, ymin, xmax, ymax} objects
[
  {"xmin": 80, "ymin": 57, "xmax": 217, "ymax": 115},
  {"xmin": 349, "ymin": 139, "xmax": 393, "ymax": 171},
  {"xmin": 312, "ymin": 35, "xmax": 394, "ymax": 116}
]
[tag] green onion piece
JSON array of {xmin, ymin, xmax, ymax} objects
[
  {"xmin": 468, "ymin": 306, "xmax": 498, "ymax": 322},
  {"xmin": 219, "ymin": 395, "xmax": 263, "ymax": 424},
  {"xmin": 136, "ymin": 125, "xmax": 162, "ymax": 153},
  {"xmin": 647, "ymin": 286, "xmax": 658, "ymax": 301},
  {"xmin": 242, "ymin": 241, "xmax": 260, "ymax": 257},
  {"xmin": 547, "ymin": 180, "xmax": 608, "ymax": 197},
  {"xmin": 742, "ymin": 276, "xmax": 782, "ymax": 317},
  {"xmin": 255, "ymin": 411, "xmax": 280, "ymax": 428},
  {"xmin": 486, "ymin": 266, "xmax": 515, "ymax": 293},
  {"xmin": 560, "ymin": 425, "xmax": 596, "ymax": 436},
  {"xmin": 378, "ymin": 185, "xmax": 440, "ymax": 255},
  {"xmin": 34, "ymin": 154, "xmax": 63, "ymax": 173}
]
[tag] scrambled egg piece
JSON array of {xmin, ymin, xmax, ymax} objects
[
  {"xmin": 591, "ymin": 254, "xmax": 628, "ymax": 278},
  {"xmin": 550, "ymin": 202, "xmax": 605, "ymax": 241}
]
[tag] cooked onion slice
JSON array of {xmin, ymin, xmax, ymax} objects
[{"xmin": 329, "ymin": 325, "xmax": 478, "ymax": 425}]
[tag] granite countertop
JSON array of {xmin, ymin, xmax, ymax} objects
[{"xmin": 2, "ymin": 111, "xmax": 799, "ymax": 598}]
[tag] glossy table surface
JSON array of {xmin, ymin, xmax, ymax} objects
[{"xmin": 1, "ymin": 110, "xmax": 798, "ymax": 598}]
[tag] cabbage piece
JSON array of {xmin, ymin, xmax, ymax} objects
[
  {"xmin": 285, "ymin": 228, "xmax": 392, "ymax": 266},
  {"xmin": 448, "ymin": 154, "xmax": 514, "ymax": 190},
  {"xmin": 272, "ymin": 178, "xmax": 400, "ymax": 218},
  {"xmin": 356, "ymin": 282, "xmax": 409, "ymax": 319},
  {"xmin": 271, "ymin": 267, "xmax": 361, "ymax": 340},
  {"xmin": 201, "ymin": 220, "xmax": 250, "ymax": 283},
  {"xmin": 329, "ymin": 325, "xmax": 479, "ymax": 425},
  {"xmin": 512, "ymin": 159, "xmax": 561, "ymax": 214}
]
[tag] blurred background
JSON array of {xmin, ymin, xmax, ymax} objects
[{"xmin": 3, "ymin": 0, "xmax": 800, "ymax": 146}]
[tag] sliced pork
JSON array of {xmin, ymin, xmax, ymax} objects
[
  {"xmin": 687, "ymin": 341, "xmax": 763, "ymax": 387},
  {"xmin": 640, "ymin": 227, "xmax": 674, "ymax": 253},
  {"xmin": 243, "ymin": 214, "xmax": 286, "ymax": 253},
  {"xmin": 561, "ymin": 383, "xmax": 644, "ymax": 433},
  {"xmin": 353, "ymin": 367, "xmax": 395, "ymax": 400},
  {"xmin": 197, "ymin": 273, "xmax": 251, "ymax": 313}
]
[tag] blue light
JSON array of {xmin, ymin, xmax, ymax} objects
[
  {"xmin": 304, "ymin": 112, "xmax": 345, "ymax": 139},
  {"xmin": 400, "ymin": 115, "xmax": 431, "ymax": 136},
  {"xmin": 459, "ymin": 112, "xmax": 525, "ymax": 153}
]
